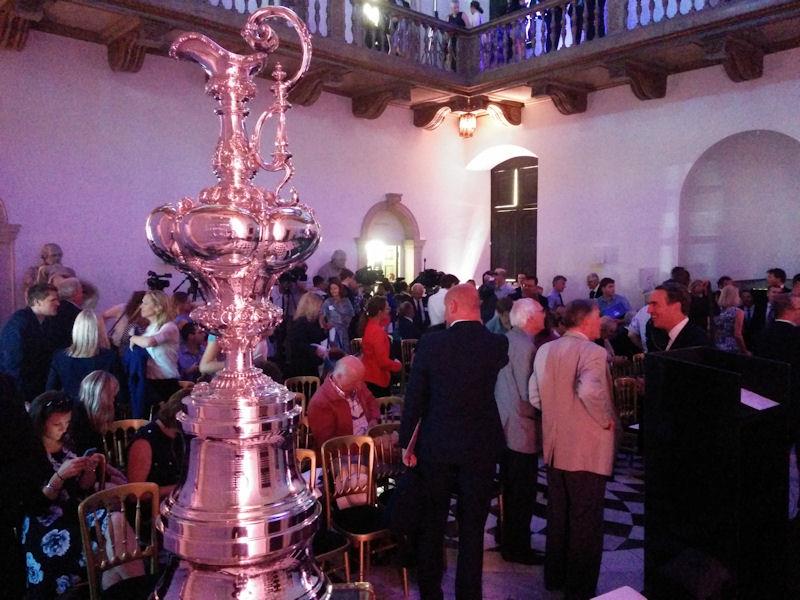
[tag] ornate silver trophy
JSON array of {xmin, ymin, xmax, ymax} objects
[{"xmin": 145, "ymin": 7, "xmax": 328, "ymax": 598}]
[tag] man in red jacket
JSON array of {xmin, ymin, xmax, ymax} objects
[{"xmin": 307, "ymin": 356, "xmax": 380, "ymax": 451}]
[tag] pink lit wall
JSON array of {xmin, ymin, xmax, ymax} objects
[
  {"xmin": 2, "ymin": 32, "xmax": 800, "ymax": 313},
  {"xmin": 0, "ymin": 31, "xmax": 480, "ymax": 311}
]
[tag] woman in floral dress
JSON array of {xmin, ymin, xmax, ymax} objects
[{"xmin": 22, "ymin": 391, "xmax": 103, "ymax": 598}]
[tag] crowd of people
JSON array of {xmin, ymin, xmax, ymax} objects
[{"xmin": 2, "ymin": 241, "xmax": 799, "ymax": 599}]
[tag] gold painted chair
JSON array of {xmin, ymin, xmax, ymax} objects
[
  {"xmin": 377, "ymin": 395, "xmax": 404, "ymax": 424},
  {"xmin": 285, "ymin": 376, "xmax": 321, "ymax": 406},
  {"xmin": 613, "ymin": 377, "xmax": 641, "ymax": 465},
  {"xmin": 632, "ymin": 352, "xmax": 646, "ymax": 376},
  {"xmin": 321, "ymin": 435, "xmax": 396, "ymax": 582},
  {"xmin": 399, "ymin": 339, "xmax": 417, "ymax": 391},
  {"xmin": 610, "ymin": 356, "xmax": 633, "ymax": 379},
  {"xmin": 77, "ymin": 482, "xmax": 160, "ymax": 600},
  {"xmin": 297, "ymin": 448, "xmax": 351, "ymax": 582},
  {"xmin": 294, "ymin": 391, "xmax": 308, "ymax": 417},
  {"xmin": 350, "ymin": 337, "xmax": 362, "ymax": 356},
  {"xmin": 368, "ymin": 423, "xmax": 404, "ymax": 492},
  {"xmin": 296, "ymin": 414, "xmax": 314, "ymax": 450},
  {"xmin": 103, "ymin": 419, "xmax": 149, "ymax": 469}
]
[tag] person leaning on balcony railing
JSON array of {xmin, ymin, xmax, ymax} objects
[
  {"xmin": 465, "ymin": 0, "xmax": 484, "ymax": 27},
  {"xmin": 446, "ymin": 1, "xmax": 467, "ymax": 70}
]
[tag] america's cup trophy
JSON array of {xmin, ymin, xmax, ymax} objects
[{"xmin": 145, "ymin": 7, "xmax": 328, "ymax": 598}]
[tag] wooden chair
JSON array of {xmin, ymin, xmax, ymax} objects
[
  {"xmin": 632, "ymin": 353, "xmax": 645, "ymax": 376},
  {"xmin": 294, "ymin": 392, "xmax": 308, "ymax": 417},
  {"xmin": 350, "ymin": 337, "xmax": 362, "ymax": 356},
  {"xmin": 320, "ymin": 436, "xmax": 394, "ymax": 582},
  {"xmin": 77, "ymin": 482, "xmax": 160, "ymax": 600},
  {"xmin": 611, "ymin": 356, "xmax": 635, "ymax": 379},
  {"xmin": 296, "ymin": 448, "xmax": 351, "ymax": 582},
  {"xmin": 296, "ymin": 414, "xmax": 314, "ymax": 450},
  {"xmin": 103, "ymin": 419, "xmax": 149, "ymax": 469},
  {"xmin": 399, "ymin": 339, "xmax": 417, "ymax": 391},
  {"xmin": 285, "ymin": 376, "xmax": 321, "ymax": 406},
  {"xmin": 377, "ymin": 395, "xmax": 404, "ymax": 424},
  {"xmin": 368, "ymin": 423, "xmax": 403, "ymax": 495},
  {"xmin": 613, "ymin": 377, "xmax": 641, "ymax": 464}
]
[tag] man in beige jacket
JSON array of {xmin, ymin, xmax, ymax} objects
[{"xmin": 529, "ymin": 299, "xmax": 619, "ymax": 600}]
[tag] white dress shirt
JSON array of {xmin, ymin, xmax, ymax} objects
[
  {"xmin": 427, "ymin": 287, "xmax": 447, "ymax": 326},
  {"xmin": 665, "ymin": 317, "xmax": 689, "ymax": 351}
]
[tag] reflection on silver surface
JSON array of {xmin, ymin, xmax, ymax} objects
[{"xmin": 144, "ymin": 7, "xmax": 329, "ymax": 599}]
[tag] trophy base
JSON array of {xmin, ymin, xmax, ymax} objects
[{"xmin": 152, "ymin": 548, "xmax": 331, "ymax": 600}]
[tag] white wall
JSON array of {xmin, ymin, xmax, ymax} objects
[
  {"xmin": 2, "ymin": 32, "xmax": 800, "ymax": 314},
  {"xmin": 465, "ymin": 46, "xmax": 800, "ymax": 306}
]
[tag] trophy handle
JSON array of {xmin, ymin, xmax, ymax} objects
[{"xmin": 246, "ymin": 7, "xmax": 312, "ymax": 207}]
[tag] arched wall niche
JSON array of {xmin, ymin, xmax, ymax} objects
[
  {"xmin": 678, "ymin": 130, "xmax": 800, "ymax": 280},
  {"xmin": 356, "ymin": 193, "xmax": 425, "ymax": 280},
  {"xmin": 0, "ymin": 198, "xmax": 22, "ymax": 324}
]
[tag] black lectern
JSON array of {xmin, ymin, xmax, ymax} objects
[{"xmin": 644, "ymin": 348, "xmax": 792, "ymax": 600}]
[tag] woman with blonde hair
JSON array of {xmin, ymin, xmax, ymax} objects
[
  {"xmin": 129, "ymin": 290, "xmax": 181, "ymax": 417},
  {"xmin": 46, "ymin": 310, "xmax": 121, "ymax": 401},
  {"xmin": 712, "ymin": 284, "xmax": 748, "ymax": 354},
  {"xmin": 287, "ymin": 292, "xmax": 328, "ymax": 377},
  {"xmin": 68, "ymin": 370, "xmax": 119, "ymax": 456}
]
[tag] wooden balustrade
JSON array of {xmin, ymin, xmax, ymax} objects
[{"xmin": 204, "ymin": 0, "xmax": 747, "ymax": 76}]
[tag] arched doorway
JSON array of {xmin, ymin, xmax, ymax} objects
[
  {"xmin": 0, "ymin": 197, "xmax": 22, "ymax": 323},
  {"xmin": 678, "ymin": 130, "xmax": 800, "ymax": 279},
  {"xmin": 356, "ymin": 193, "xmax": 424, "ymax": 281}
]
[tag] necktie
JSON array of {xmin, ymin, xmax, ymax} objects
[{"xmin": 559, "ymin": 293, "xmax": 564, "ymax": 306}]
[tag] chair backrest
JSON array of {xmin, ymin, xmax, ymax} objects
[
  {"xmin": 104, "ymin": 419, "xmax": 149, "ymax": 469},
  {"xmin": 320, "ymin": 436, "xmax": 376, "ymax": 524},
  {"xmin": 296, "ymin": 414, "xmax": 314, "ymax": 450},
  {"xmin": 77, "ymin": 482, "xmax": 159, "ymax": 600},
  {"xmin": 285, "ymin": 376, "xmax": 321, "ymax": 403},
  {"xmin": 377, "ymin": 395, "xmax": 404, "ymax": 423},
  {"xmin": 613, "ymin": 377, "xmax": 639, "ymax": 426},
  {"xmin": 294, "ymin": 392, "xmax": 307, "ymax": 417},
  {"xmin": 632, "ymin": 353, "xmax": 645, "ymax": 376},
  {"xmin": 400, "ymin": 339, "xmax": 417, "ymax": 369},
  {"xmin": 296, "ymin": 447, "xmax": 317, "ymax": 494},
  {"xmin": 368, "ymin": 423, "xmax": 403, "ymax": 482},
  {"xmin": 350, "ymin": 337, "xmax": 362, "ymax": 356},
  {"xmin": 610, "ymin": 357, "xmax": 632, "ymax": 379}
]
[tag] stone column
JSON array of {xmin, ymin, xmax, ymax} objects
[{"xmin": 0, "ymin": 199, "xmax": 21, "ymax": 324}]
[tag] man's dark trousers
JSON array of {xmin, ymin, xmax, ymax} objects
[
  {"xmin": 501, "ymin": 448, "xmax": 538, "ymax": 553},
  {"xmin": 417, "ymin": 458, "xmax": 496, "ymax": 600},
  {"xmin": 545, "ymin": 467, "xmax": 606, "ymax": 600}
]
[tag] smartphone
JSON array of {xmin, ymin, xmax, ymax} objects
[{"xmin": 82, "ymin": 447, "xmax": 98, "ymax": 457}]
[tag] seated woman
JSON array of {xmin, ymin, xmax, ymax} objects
[
  {"xmin": 287, "ymin": 292, "xmax": 327, "ymax": 378},
  {"xmin": 67, "ymin": 371, "xmax": 116, "ymax": 454},
  {"xmin": 129, "ymin": 290, "xmax": 181, "ymax": 418},
  {"xmin": 361, "ymin": 296, "xmax": 402, "ymax": 398},
  {"xmin": 46, "ymin": 310, "xmax": 122, "ymax": 401},
  {"xmin": 127, "ymin": 389, "xmax": 188, "ymax": 499},
  {"xmin": 22, "ymin": 391, "xmax": 103, "ymax": 599}
]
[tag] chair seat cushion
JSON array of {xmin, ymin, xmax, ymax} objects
[{"xmin": 333, "ymin": 504, "xmax": 387, "ymax": 536}]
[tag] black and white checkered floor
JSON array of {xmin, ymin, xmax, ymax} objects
[{"xmin": 370, "ymin": 454, "xmax": 647, "ymax": 599}]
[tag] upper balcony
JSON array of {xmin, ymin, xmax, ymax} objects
[{"xmin": 2, "ymin": 0, "xmax": 800, "ymax": 121}]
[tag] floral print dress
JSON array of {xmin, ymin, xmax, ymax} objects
[{"xmin": 22, "ymin": 449, "xmax": 92, "ymax": 598}]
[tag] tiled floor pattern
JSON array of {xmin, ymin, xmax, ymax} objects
[{"xmin": 367, "ymin": 454, "xmax": 646, "ymax": 599}]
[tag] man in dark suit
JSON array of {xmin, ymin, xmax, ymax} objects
[
  {"xmin": 740, "ymin": 289, "xmax": 759, "ymax": 350},
  {"xmin": 400, "ymin": 284, "xmax": 509, "ymax": 600},
  {"xmin": 410, "ymin": 282, "xmax": 430, "ymax": 333},
  {"xmin": 0, "ymin": 283, "xmax": 61, "ymax": 403},
  {"xmin": 646, "ymin": 281, "xmax": 709, "ymax": 351},
  {"xmin": 766, "ymin": 267, "xmax": 791, "ymax": 294},
  {"xmin": 755, "ymin": 293, "xmax": 800, "ymax": 514}
]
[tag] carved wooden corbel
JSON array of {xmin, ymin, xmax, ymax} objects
[
  {"xmin": 723, "ymin": 34, "xmax": 764, "ymax": 82},
  {"xmin": 701, "ymin": 31, "xmax": 764, "ymax": 83},
  {"xmin": 0, "ymin": 0, "xmax": 46, "ymax": 50},
  {"xmin": 103, "ymin": 17, "xmax": 146, "ymax": 73},
  {"xmin": 288, "ymin": 66, "xmax": 348, "ymax": 107},
  {"xmin": 608, "ymin": 61, "xmax": 667, "ymax": 101},
  {"xmin": 529, "ymin": 81, "xmax": 588, "ymax": 115},
  {"xmin": 352, "ymin": 85, "xmax": 411, "ymax": 120}
]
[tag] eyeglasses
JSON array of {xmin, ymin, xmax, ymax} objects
[{"xmin": 44, "ymin": 396, "xmax": 73, "ymax": 410}]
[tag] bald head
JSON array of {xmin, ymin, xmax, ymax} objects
[
  {"xmin": 332, "ymin": 355, "xmax": 366, "ymax": 393},
  {"xmin": 410, "ymin": 283, "xmax": 425, "ymax": 299},
  {"xmin": 444, "ymin": 284, "xmax": 481, "ymax": 325}
]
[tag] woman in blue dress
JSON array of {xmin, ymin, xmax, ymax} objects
[
  {"xmin": 22, "ymin": 391, "xmax": 103, "ymax": 598},
  {"xmin": 712, "ymin": 284, "xmax": 749, "ymax": 354}
]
